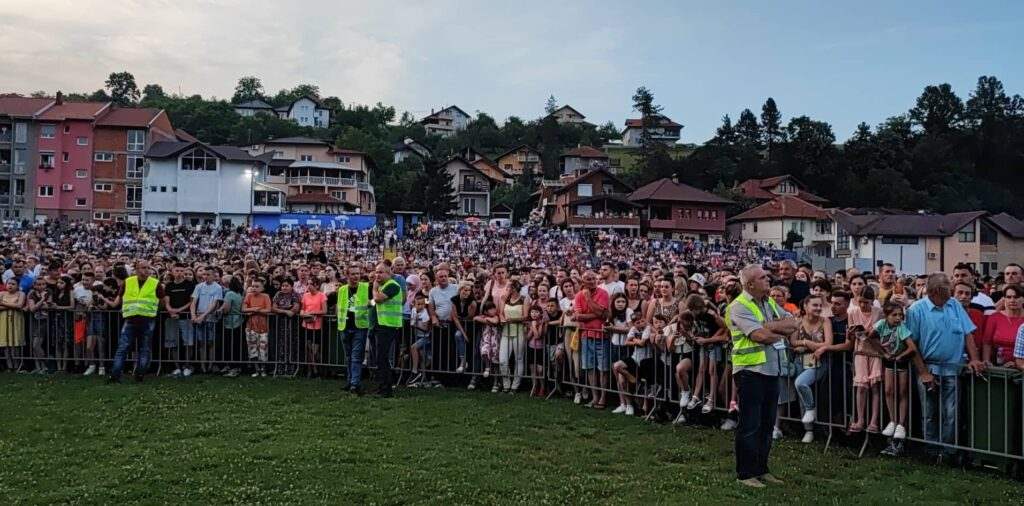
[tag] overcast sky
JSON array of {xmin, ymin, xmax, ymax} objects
[{"xmin": 1, "ymin": 0, "xmax": 1021, "ymax": 142}]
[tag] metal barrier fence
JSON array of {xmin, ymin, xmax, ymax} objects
[{"xmin": 0, "ymin": 308, "xmax": 1020, "ymax": 474}]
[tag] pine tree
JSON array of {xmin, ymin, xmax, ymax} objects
[
  {"xmin": 761, "ymin": 98, "xmax": 783, "ymax": 164},
  {"xmin": 417, "ymin": 158, "xmax": 457, "ymax": 218},
  {"xmin": 545, "ymin": 95, "xmax": 558, "ymax": 115},
  {"xmin": 736, "ymin": 109, "xmax": 762, "ymax": 148}
]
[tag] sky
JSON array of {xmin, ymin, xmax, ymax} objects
[{"xmin": 1, "ymin": 0, "xmax": 1021, "ymax": 142}]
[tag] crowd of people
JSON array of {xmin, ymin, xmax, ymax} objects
[{"xmin": 1, "ymin": 220, "xmax": 1023, "ymax": 486}]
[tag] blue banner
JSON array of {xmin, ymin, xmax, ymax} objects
[{"xmin": 252, "ymin": 213, "xmax": 376, "ymax": 232}]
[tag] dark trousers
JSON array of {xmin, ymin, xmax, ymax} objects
[
  {"xmin": 373, "ymin": 326, "xmax": 399, "ymax": 393},
  {"xmin": 735, "ymin": 370, "xmax": 780, "ymax": 480},
  {"xmin": 111, "ymin": 320, "xmax": 154, "ymax": 380}
]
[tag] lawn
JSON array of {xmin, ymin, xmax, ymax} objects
[{"xmin": 0, "ymin": 374, "xmax": 1018, "ymax": 505}]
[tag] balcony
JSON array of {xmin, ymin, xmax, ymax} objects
[
  {"xmin": 517, "ymin": 155, "xmax": 540, "ymax": 162},
  {"xmin": 13, "ymin": 164, "xmax": 25, "ymax": 175},
  {"xmin": 459, "ymin": 182, "xmax": 489, "ymax": 193},
  {"xmin": 0, "ymin": 131, "xmax": 11, "ymax": 143},
  {"xmin": 0, "ymin": 162, "xmax": 9, "ymax": 173},
  {"xmin": 14, "ymin": 195, "xmax": 24, "ymax": 205},
  {"xmin": 287, "ymin": 176, "xmax": 359, "ymax": 187},
  {"xmin": 567, "ymin": 215, "xmax": 641, "ymax": 228},
  {"xmin": 357, "ymin": 182, "xmax": 374, "ymax": 192}
]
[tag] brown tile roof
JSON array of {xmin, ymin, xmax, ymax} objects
[
  {"xmin": 37, "ymin": 101, "xmax": 110, "ymax": 120},
  {"xmin": 629, "ymin": 178, "xmax": 733, "ymax": 205},
  {"xmin": 736, "ymin": 175, "xmax": 828, "ymax": 203},
  {"xmin": 624, "ymin": 116, "xmax": 681, "ymax": 128},
  {"xmin": 728, "ymin": 196, "xmax": 828, "ymax": 222},
  {"xmin": 471, "ymin": 156, "xmax": 510, "ymax": 182},
  {"xmin": 95, "ymin": 107, "xmax": 164, "ymax": 127},
  {"xmin": 0, "ymin": 96, "xmax": 54, "ymax": 117},
  {"xmin": 494, "ymin": 144, "xmax": 540, "ymax": 161},
  {"xmin": 552, "ymin": 168, "xmax": 633, "ymax": 195},
  {"xmin": 561, "ymin": 145, "xmax": 608, "ymax": 158}
]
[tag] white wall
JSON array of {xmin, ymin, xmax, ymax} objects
[
  {"xmin": 143, "ymin": 156, "xmax": 255, "ymax": 223},
  {"xmin": 736, "ymin": 219, "xmax": 785, "ymax": 245}
]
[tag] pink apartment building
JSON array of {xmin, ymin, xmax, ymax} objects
[{"xmin": 33, "ymin": 99, "xmax": 110, "ymax": 220}]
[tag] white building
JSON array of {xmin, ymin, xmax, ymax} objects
[
  {"xmin": 443, "ymin": 156, "xmax": 497, "ymax": 217},
  {"xmin": 420, "ymin": 106, "xmax": 471, "ymax": 137},
  {"xmin": 546, "ymin": 105, "xmax": 590, "ymax": 126},
  {"xmin": 622, "ymin": 114, "xmax": 682, "ymax": 147},
  {"xmin": 142, "ymin": 141, "xmax": 282, "ymax": 227},
  {"xmin": 233, "ymin": 96, "xmax": 330, "ymax": 128},
  {"xmin": 727, "ymin": 196, "xmax": 834, "ymax": 255}
]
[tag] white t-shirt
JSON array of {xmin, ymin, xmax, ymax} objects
[
  {"xmin": 72, "ymin": 282, "xmax": 93, "ymax": 307},
  {"xmin": 601, "ymin": 280, "xmax": 625, "ymax": 297},
  {"xmin": 610, "ymin": 307, "xmax": 634, "ymax": 346}
]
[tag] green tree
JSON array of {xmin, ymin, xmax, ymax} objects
[
  {"xmin": 631, "ymin": 86, "xmax": 665, "ymax": 183},
  {"xmin": 232, "ymin": 76, "xmax": 265, "ymax": 103},
  {"xmin": 783, "ymin": 230, "xmax": 804, "ymax": 250},
  {"xmin": 492, "ymin": 182, "xmax": 533, "ymax": 225},
  {"xmin": 30, "ymin": 90, "xmax": 47, "ymax": 98},
  {"xmin": 761, "ymin": 98, "xmax": 783, "ymax": 164},
  {"xmin": 141, "ymin": 84, "xmax": 166, "ymax": 105},
  {"xmin": 735, "ymin": 108, "xmax": 761, "ymax": 148},
  {"xmin": 545, "ymin": 95, "xmax": 558, "ymax": 115},
  {"xmin": 712, "ymin": 114, "xmax": 737, "ymax": 146},
  {"xmin": 88, "ymin": 89, "xmax": 112, "ymax": 102},
  {"xmin": 909, "ymin": 83, "xmax": 963, "ymax": 135},
  {"xmin": 105, "ymin": 71, "xmax": 140, "ymax": 105},
  {"xmin": 417, "ymin": 158, "xmax": 457, "ymax": 218}
]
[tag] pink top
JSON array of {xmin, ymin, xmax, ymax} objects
[
  {"xmin": 301, "ymin": 291, "xmax": 326, "ymax": 330},
  {"xmin": 848, "ymin": 304, "xmax": 882, "ymax": 354},
  {"xmin": 573, "ymin": 287, "xmax": 610, "ymax": 339},
  {"xmin": 982, "ymin": 312, "xmax": 1024, "ymax": 364}
]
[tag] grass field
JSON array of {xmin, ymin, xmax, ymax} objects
[{"xmin": 0, "ymin": 374, "xmax": 1019, "ymax": 504}]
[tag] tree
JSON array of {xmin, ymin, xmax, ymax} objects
[
  {"xmin": 781, "ymin": 115, "xmax": 836, "ymax": 187},
  {"xmin": 105, "ymin": 71, "xmax": 140, "ymax": 105},
  {"xmin": 965, "ymin": 75, "xmax": 1010, "ymax": 127},
  {"xmin": 545, "ymin": 95, "xmax": 558, "ymax": 115},
  {"xmin": 88, "ymin": 89, "xmax": 111, "ymax": 102},
  {"xmin": 735, "ymin": 108, "xmax": 761, "ymax": 148},
  {"xmin": 761, "ymin": 98, "xmax": 783, "ymax": 164},
  {"xmin": 141, "ymin": 84, "xmax": 166, "ymax": 104},
  {"xmin": 291, "ymin": 83, "xmax": 321, "ymax": 100},
  {"xmin": 631, "ymin": 86, "xmax": 665, "ymax": 183},
  {"xmin": 232, "ymin": 76, "xmax": 265, "ymax": 103},
  {"xmin": 909, "ymin": 83, "xmax": 963, "ymax": 135},
  {"xmin": 417, "ymin": 158, "xmax": 457, "ymax": 218},
  {"xmin": 493, "ymin": 182, "xmax": 533, "ymax": 225},
  {"xmin": 712, "ymin": 114, "xmax": 737, "ymax": 146},
  {"xmin": 30, "ymin": 90, "xmax": 48, "ymax": 98},
  {"xmin": 783, "ymin": 230, "xmax": 804, "ymax": 250}
]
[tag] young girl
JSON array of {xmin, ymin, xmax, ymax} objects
[
  {"xmin": 871, "ymin": 302, "xmax": 920, "ymax": 454},
  {"xmin": 473, "ymin": 302, "xmax": 501, "ymax": 392},
  {"xmin": 408, "ymin": 294, "xmax": 432, "ymax": 386},
  {"xmin": 605, "ymin": 293, "xmax": 632, "ymax": 366},
  {"xmin": 26, "ymin": 279, "xmax": 51, "ymax": 374},
  {"xmin": 526, "ymin": 305, "xmax": 547, "ymax": 397},
  {"xmin": 544, "ymin": 299, "xmax": 564, "ymax": 395},
  {"xmin": 848, "ymin": 285, "xmax": 883, "ymax": 433},
  {"xmin": 688, "ymin": 295, "xmax": 728, "ymax": 415},
  {"xmin": 300, "ymin": 282, "xmax": 327, "ymax": 378},
  {"xmin": 242, "ymin": 279, "xmax": 272, "ymax": 377},
  {"xmin": 669, "ymin": 310, "xmax": 696, "ymax": 425},
  {"xmin": 789, "ymin": 295, "xmax": 833, "ymax": 443},
  {"xmin": 500, "ymin": 281, "xmax": 527, "ymax": 393}
]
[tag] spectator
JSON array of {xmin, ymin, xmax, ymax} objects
[
  {"xmin": 575, "ymin": 271, "xmax": 610, "ymax": 409},
  {"xmin": 499, "ymin": 280, "xmax": 527, "ymax": 393},
  {"xmin": 272, "ymin": 279, "xmax": 301, "ymax": 377},
  {"xmin": 980, "ymin": 284, "xmax": 1024, "ymax": 367},
  {"xmin": 163, "ymin": 263, "xmax": 196, "ymax": 377},
  {"xmin": 790, "ymin": 294, "xmax": 832, "ymax": 443},
  {"xmin": 871, "ymin": 302, "xmax": 920, "ymax": 455},
  {"xmin": 242, "ymin": 279, "xmax": 272, "ymax": 377},
  {"xmin": 300, "ymin": 281, "xmax": 327, "ymax": 378},
  {"xmin": 774, "ymin": 260, "xmax": 809, "ymax": 304},
  {"xmin": 190, "ymin": 267, "xmax": 224, "ymax": 374},
  {"xmin": 0, "ymin": 278, "xmax": 26, "ymax": 371}
]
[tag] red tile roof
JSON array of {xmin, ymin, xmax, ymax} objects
[
  {"xmin": 624, "ymin": 116, "xmax": 681, "ymax": 128},
  {"xmin": 629, "ymin": 178, "xmax": 733, "ymax": 205},
  {"xmin": 95, "ymin": 107, "xmax": 164, "ymax": 127},
  {"xmin": 736, "ymin": 175, "xmax": 828, "ymax": 203},
  {"xmin": 37, "ymin": 101, "xmax": 110, "ymax": 121},
  {"xmin": 0, "ymin": 96, "xmax": 54, "ymax": 117},
  {"xmin": 729, "ymin": 196, "xmax": 828, "ymax": 221},
  {"xmin": 561, "ymin": 145, "xmax": 607, "ymax": 158}
]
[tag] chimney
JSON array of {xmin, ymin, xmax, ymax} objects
[
  {"xmin": 55, "ymin": 91, "xmax": 63, "ymax": 105},
  {"xmin": 671, "ymin": 175, "xmax": 679, "ymax": 184}
]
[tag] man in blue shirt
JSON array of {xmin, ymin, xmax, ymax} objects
[{"xmin": 906, "ymin": 272, "xmax": 985, "ymax": 458}]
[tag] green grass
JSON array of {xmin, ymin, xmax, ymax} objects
[{"xmin": 0, "ymin": 374, "xmax": 1018, "ymax": 505}]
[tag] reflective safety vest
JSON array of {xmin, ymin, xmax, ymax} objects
[
  {"xmin": 122, "ymin": 275, "xmax": 159, "ymax": 318},
  {"xmin": 725, "ymin": 293, "xmax": 780, "ymax": 367},
  {"xmin": 374, "ymin": 278, "xmax": 403, "ymax": 328},
  {"xmin": 337, "ymin": 282, "xmax": 370, "ymax": 330}
]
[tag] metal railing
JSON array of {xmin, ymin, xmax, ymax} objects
[{"xmin": 1, "ymin": 309, "xmax": 1020, "ymax": 474}]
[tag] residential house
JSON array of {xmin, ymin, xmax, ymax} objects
[
  {"xmin": 91, "ymin": 107, "xmax": 176, "ymax": 223},
  {"xmin": 0, "ymin": 96, "xmax": 55, "ymax": 220},
  {"xmin": 442, "ymin": 156, "xmax": 501, "ymax": 217},
  {"xmin": 621, "ymin": 114, "xmax": 682, "ymax": 147},
  {"xmin": 559, "ymin": 145, "xmax": 609, "ymax": 176},
  {"xmin": 232, "ymin": 99, "xmax": 276, "ymax": 117},
  {"xmin": 234, "ymin": 96, "xmax": 329, "ymax": 127},
  {"xmin": 392, "ymin": 137, "xmax": 432, "ymax": 164},
  {"xmin": 985, "ymin": 213, "xmax": 1024, "ymax": 272},
  {"xmin": 495, "ymin": 145, "xmax": 543, "ymax": 177},
  {"xmin": 727, "ymin": 196, "xmax": 834, "ymax": 254},
  {"xmin": 462, "ymin": 148, "xmax": 511, "ymax": 185},
  {"xmin": 33, "ymin": 99, "xmax": 111, "ymax": 221},
  {"xmin": 142, "ymin": 141, "xmax": 282, "ymax": 226},
  {"xmin": 546, "ymin": 105, "xmax": 590, "ymax": 126},
  {"xmin": 548, "ymin": 168, "xmax": 639, "ymax": 234},
  {"xmin": 420, "ymin": 106, "xmax": 471, "ymax": 137},
  {"xmin": 245, "ymin": 136, "xmax": 376, "ymax": 214},
  {"xmin": 735, "ymin": 174, "xmax": 828, "ymax": 205},
  {"xmin": 628, "ymin": 177, "xmax": 733, "ymax": 241}
]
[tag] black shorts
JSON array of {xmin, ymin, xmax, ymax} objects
[
  {"xmin": 621, "ymin": 357, "xmax": 665, "ymax": 385},
  {"xmin": 883, "ymin": 358, "xmax": 909, "ymax": 372},
  {"xmin": 527, "ymin": 346, "xmax": 546, "ymax": 366}
]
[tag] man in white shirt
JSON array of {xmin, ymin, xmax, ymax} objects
[{"xmin": 599, "ymin": 261, "xmax": 624, "ymax": 296}]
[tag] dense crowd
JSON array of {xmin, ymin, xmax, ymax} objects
[{"xmin": 1, "ymin": 221, "xmax": 1022, "ymax": 485}]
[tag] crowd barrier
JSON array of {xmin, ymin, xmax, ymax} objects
[{"xmin": 0, "ymin": 308, "xmax": 1020, "ymax": 475}]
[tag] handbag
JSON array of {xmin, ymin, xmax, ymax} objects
[{"xmin": 569, "ymin": 328, "xmax": 580, "ymax": 352}]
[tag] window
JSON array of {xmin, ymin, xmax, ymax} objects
[
  {"xmin": 126, "ymin": 185, "xmax": 142, "ymax": 209},
  {"xmin": 837, "ymin": 226, "xmax": 850, "ymax": 248},
  {"xmin": 880, "ymin": 236, "xmax": 918, "ymax": 245},
  {"xmin": 337, "ymin": 155, "xmax": 350, "ymax": 163},
  {"xmin": 504, "ymin": 164, "xmax": 513, "ymax": 171},
  {"xmin": 40, "ymin": 124, "xmax": 56, "ymax": 139},
  {"xmin": 93, "ymin": 212, "xmax": 111, "ymax": 221},
  {"xmin": 577, "ymin": 183, "xmax": 593, "ymax": 197},
  {"xmin": 462, "ymin": 198, "xmax": 477, "ymax": 215},
  {"xmin": 14, "ymin": 149, "xmax": 26, "ymax": 171},
  {"xmin": 149, "ymin": 186, "xmax": 158, "ymax": 192},
  {"xmin": 38, "ymin": 185, "xmax": 54, "ymax": 197},
  {"xmin": 980, "ymin": 221, "xmax": 997, "ymax": 246},
  {"xmin": 75, "ymin": 169, "xmax": 87, "ymax": 178},
  {"xmin": 94, "ymin": 183, "xmax": 113, "ymax": 192},
  {"xmin": 14, "ymin": 123, "xmax": 27, "ymax": 143},
  {"xmin": 172, "ymin": 186, "xmax": 178, "ymax": 192},
  {"xmin": 651, "ymin": 206, "xmax": 671, "ymax": 220},
  {"xmin": 62, "ymin": 152, "xmax": 69, "ymax": 162},
  {"xmin": 63, "ymin": 125, "xmax": 70, "ymax": 134},
  {"xmin": 254, "ymin": 191, "xmax": 281, "ymax": 207},
  {"xmin": 76, "ymin": 136, "xmax": 88, "ymax": 146},
  {"xmin": 127, "ymin": 130, "xmax": 146, "ymax": 152},
  {"xmin": 330, "ymin": 190, "xmax": 347, "ymax": 200},
  {"xmin": 39, "ymin": 153, "xmax": 54, "ymax": 168},
  {"xmin": 160, "ymin": 186, "xmax": 167, "ymax": 193},
  {"xmin": 815, "ymin": 220, "xmax": 832, "ymax": 235},
  {"xmin": 180, "ymin": 148, "xmax": 218, "ymax": 171},
  {"xmin": 576, "ymin": 205, "xmax": 593, "ymax": 217},
  {"xmin": 167, "ymin": 217, "xmax": 179, "ymax": 226},
  {"xmin": 711, "ymin": 210, "xmax": 719, "ymax": 219},
  {"xmin": 753, "ymin": 222, "xmax": 758, "ymax": 233},
  {"xmin": 94, "ymin": 152, "xmax": 114, "ymax": 162},
  {"xmin": 957, "ymin": 224, "xmax": 976, "ymax": 243},
  {"xmin": 300, "ymin": 154, "xmax": 313, "ymax": 162},
  {"xmin": 126, "ymin": 156, "xmax": 144, "ymax": 178},
  {"xmin": 75, "ymin": 198, "xmax": 87, "ymax": 207}
]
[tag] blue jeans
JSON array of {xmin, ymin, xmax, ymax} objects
[
  {"xmin": 793, "ymin": 362, "xmax": 828, "ymax": 412},
  {"xmin": 735, "ymin": 371, "xmax": 780, "ymax": 480},
  {"xmin": 341, "ymin": 326, "xmax": 367, "ymax": 388},
  {"xmin": 111, "ymin": 320, "xmax": 155, "ymax": 380},
  {"xmin": 916, "ymin": 373, "xmax": 959, "ymax": 455},
  {"xmin": 454, "ymin": 329, "xmax": 468, "ymax": 362}
]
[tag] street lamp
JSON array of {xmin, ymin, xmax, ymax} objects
[{"xmin": 245, "ymin": 168, "xmax": 259, "ymax": 227}]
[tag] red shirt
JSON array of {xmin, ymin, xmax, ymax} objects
[
  {"xmin": 982, "ymin": 312, "xmax": 1024, "ymax": 364},
  {"xmin": 573, "ymin": 287, "xmax": 609, "ymax": 339}
]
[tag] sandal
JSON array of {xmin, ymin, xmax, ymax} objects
[
  {"xmin": 848, "ymin": 422, "xmax": 864, "ymax": 434},
  {"xmin": 866, "ymin": 424, "xmax": 880, "ymax": 434},
  {"xmin": 593, "ymin": 403, "xmax": 606, "ymax": 410}
]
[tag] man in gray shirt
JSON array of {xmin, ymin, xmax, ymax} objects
[
  {"xmin": 190, "ymin": 267, "xmax": 224, "ymax": 374},
  {"xmin": 428, "ymin": 264, "xmax": 460, "ymax": 373},
  {"xmin": 727, "ymin": 264, "xmax": 799, "ymax": 488}
]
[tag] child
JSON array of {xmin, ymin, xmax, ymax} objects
[
  {"xmin": 408, "ymin": 293, "xmax": 432, "ymax": 386},
  {"xmin": 26, "ymin": 279, "xmax": 52, "ymax": 374},
  {"xmin": 544, "ymin": 299, "xmax": 564, "ymax": 395},
  {"xmin": 871, "ymin": 302, "xmax": 920, "ymax": 456},
  {"xmin": 474, "ymin": 302, "xmax": 501, "ymax": 392},
  {"xmin": 668, "ymin": 311, "xmax": 696, "ymax": 425},
  {"xmin": 848, "ymin": 285, "xmax": 883, "ymax": 433},
  {"xmin": 242, "ymin": 279, "xmax": 273, "ymax": 377},
  {"xmin": 688, "ymin": 295, "xmax": 728, "ymax": 415},
  {"xmin": 611, "ymin": 313, "xmax": 649, "ymax": 416},
  {"xmin": 526, "ymin": 305, "xmax": 547, "ymax": 397}
]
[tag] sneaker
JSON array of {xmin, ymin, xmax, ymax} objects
[
  {"xmin": 881, "ymin": 422, "xmax": 897, "ymax": 437},
  {"xmin": 225, "ymin": 369, "xmax": 240, "ymax": 378},
  {"xmin": 467, "ymin": 382, "xmax": 476, "ymax": 390},
  {"xmin": 612, "ymin": 404, "xmax": 628, "ymax": 414},
  {"xmin": 260, "ymin": 371, "xmax": 267, "ymax": 377},
  {"xmin": 760, "ymin": 473, "xmax": 784, "ymax": 485},
  {"xmin": 251, "ymin": 371, "xmax": 261, "ymax": 378},
  {"xmin": 686, "ymin": 396, "xmax": 701, "ymax": 411},
  {"xmin": 737, "ymin": 478, "xmax": 765, "ymax": 488},
  {"xmin": 678, "ymin": 390, "xmax": 692, "ymax": 408},
  {"xmin": 83, "ymin": 365, "xmax": 97, "ymax": 376},
  {"xmin": 772, "ymin": 427, "xmax": 783, "ymax": 440},
  {"xmin": 672, "ymin": 412, "xmax": 687, "ymax": 425},
  {"xmin": 573, "ymin": 393, "xmax": 582, "ymax": 405},
  {"xmin": 456, "ymin": 364, "xmax": 465, "ymax": 374},
  {"xmin": 720, "ymin": 418, "xmax": 738, "ymax": 431},
  {"xmin": 893, "ymin": 424, "xmax": 907, "ymax": 440},
  {"xmin": 482, "ymin": 368, "xmax": 490, "ymax": 378},
  {"xmin": 624, "ymin": 405, "xmax": 635, "ymax": 416},
  {"xmin": 182, "ymin": 368, "xmax": 193, "ymax": 378},
  {"xmin": 801, "ymin": 409, "xmax": 816, "ymax": 424},
  {"xmin": 168, "ymin": 369, "xmax": 182, "ymax": 378},
  {"xmin": 701, "ymin": 402, "xmax": 714, "ymax": 414},
  {"xmin": 491, "ymin": 384, "xmax": 500, "ymax": 393},
  {"xmin": 802, "ymin": 431, "xmax": 814, "ymax": 444},
  {"xmin": 406, "ymin": 373, "xmax": 423, "ymax": 386},
  {"xmin": 880, "ymin": 441, "xmax": 899, "ymax": 457},
  {"xmin": 98, "ymin": 367, "xmax": 106, "ymax": 376},
  {"xmin": 510, "ymin": 381, "xmax": 521, "ymax": 391}
]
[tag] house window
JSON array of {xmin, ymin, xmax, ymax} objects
[
  {"xmin": 172, "ymin": 186, "xmax": 178, "ymax": 192},
  {"xmin": 39, "ymin": 153, "xmax": 54, "ymax": 168},
  {"xmin": 64, "ymin": 125, "xmax": 70, "ymax": 134},
  {"xmin": 337, "ymin": 156, "xmax": 350, "ymax": 163},
  {"xmin": 957, "ymin": 224, "xmax": 976, "ymax": 243},
  {"xmin": 837, "ymin": 226, "xmax": 850, "ymax": 248},
  {"xmin": 93, "ymin": 211, "xmax": 111, "ymax": 221},
  {"xmin": 94, "ymin": 183, "xmax": 112, "ymax": 192},
  {"xmin": 75, "ymin": 169, "xmax": 87, "ymax": 178},
  {"xmin": 126, "ymin": 156, "xmax": 144, "ymax": 179},
  {"xmin": 114, "ymin": 215, "xmax": 126, "ymax": 223},
  {"xmin": 815, "ymin": 220, "xmax": 832, "ymax": 235},
  {"xmin": 40, "ymin": 124, "xmax": 56, "ymax": 138},
  {"xmin": 14, "ymin": 123, "xmax": 27, "ymax": 143},
  {"xmin": 462, "ymin": 198, "xmax": 477, "ymax": 215},
  {"xmin": 75, "ymin": 198, "xmax": 87, "ymax": 207},
  {"xmin": 504, "ymin": 164, "xmax": 513, "ymax": 171},
  {"xmin": 180, "ymin": 148, "xmax": 218, "ymax": 171},
  {"xmin": 76, "ymin": 136, "xmax": 88, "ymax": 146},
  {"xmin": 127, "ymin": 130, "xmax": 146, "ymax": 152},
  {"xmin": 300, "ymin": 154, "xmax": 313, "ymax": 162},
  {"xmin": 126, "ymin": 185, "xmax": 142, "ymax": 209},
  {"xmin": 576, "ymin": 205, "xmax": 593, "ymax": 217},
  {"xmin": 684, "ymin": 209, "xmax": 692, "ymax": 219},
  {"xmin": 651, "ymin": 206, "xmax": 671, "ymax": 220},
  {"xmin": 980, "ymin": 221, "xmax": 997, "ymax": 246},
  {"xmin": 167, "ymin": 217, "xmax": 179, "ymax": 226},
  {"xmin": 149, "ymin": 186, "xmax": 157, "ymax": 192},
  {"xmin": 753, "ymin": 222, "xmax": 758, "ymax": 233},
  {"xmin": 38, "ymin": 185, "xmax": 54, "ymax": 197},
  {"xmin": 62, "ymin": 152, "xmax": 69, "ymax": 162},
  {"xmin": 881, "ymin": 236, "xmax": 918, "ymax": 245},
  {"xmin": 94, "ymin": 152, "xmax": 114, "ymax": 162},
  {"xmin": 160, "ymin": 186, "xmax": 167, "ymax": 193},
  {"xmin": 577, "ymin": 183, "xmax": 593, "ymax": 197},
  {"xmin": 331, "ymin": 190, "xmax": 347, "ymax": 201},
  {"xmin": 254, "ymin": 191, "xmax": 281, "ymax": 207}
]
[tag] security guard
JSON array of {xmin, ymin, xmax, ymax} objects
[
  {"xmin": 369, "ymin": 261, "xmax": 403, "ymax": 397},
  {"xmin": 337, "ymin": 262, "xmax": 371, "ymax": 394},
  {"xmin": 110, "ymin": 260, "xmax": 162, "ymax": 383}
]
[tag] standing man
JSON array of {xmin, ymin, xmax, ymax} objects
[
  {"xmin": 189, "ymin": 267, "xmax": 224, "ymax": 374},
  {"xmin": 575, "ymin": 270, "xmax": 610, "ymax": 409},
  {"xmin": 726, "ymin": 264, "xmax": 800, "ymax": 488},
  {"xmin": 370, "ymin": 262, "xmax": 403, "ymax": 397},
  {"xmin": 163, "ymin": 263, "xmax": 196, "ymax": 377},
  {"xmin": 337, "ymin": 262, "xmax": 370, "ymax": 394},
  {"xmin": 109, "ymin": 260, "xmax": 162, "ymax": 383},
  {"xmin": 877, "ymin": 263, "xmax": 897, "ymax": 303},
  {"xmin": 773, "ymin": 260, "xmax": 809, "ymax": 304},
  {"xmin": 428, "ymin": 263, "xmax": 460, "ymax": 372},
  {"xmin": 598, "ymin": 261, "xmax": 624, "ymax": 297}
]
